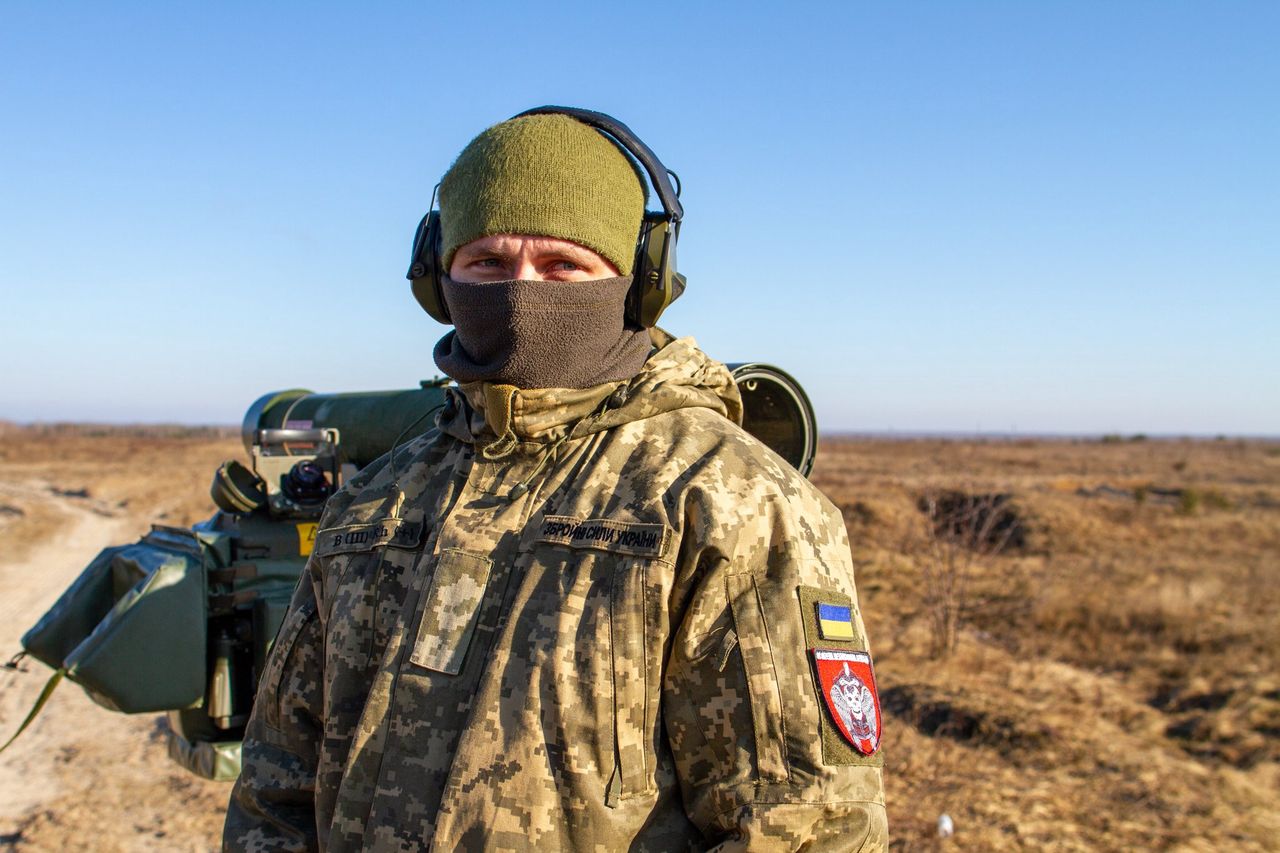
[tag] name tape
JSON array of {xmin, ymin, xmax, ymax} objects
[
  {"xmin": 537, "ymin": 515, "xmax": 668, "ymax": 558},
  {"xmin": 314, "ymin": 518, "xmax": 424, "ymax": 557}
]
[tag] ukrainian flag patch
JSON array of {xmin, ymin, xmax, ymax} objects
[{"xmin": 817, "ymin": 602, "xmax": 856, "ymax": 641}]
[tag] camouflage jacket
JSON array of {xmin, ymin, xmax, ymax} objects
[{"xmin": 224, "ymin": 332, "xmax": 887, "ymax": 852}]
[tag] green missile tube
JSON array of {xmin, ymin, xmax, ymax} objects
[{"xmin": 243, "ymin": 365, "xmax": 816, "ymax": 476}]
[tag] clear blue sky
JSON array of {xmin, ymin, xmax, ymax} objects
[{"xmin": 2, "ymin": 1, "xmax": 1276, "ymax": 435}]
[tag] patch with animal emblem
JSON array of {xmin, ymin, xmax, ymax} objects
[
  {"xmin": 536, "ymin": 515, "xmax": 669, "ymax": 559},
  {"xmin": 811, "ymin": 649, "xmax": 881, "ymax": 755},
  {"xmin": 314, "ymin": 517, "xmax": 423, "ymax": 557},
  {"xmin": 796, "ymin": 584, "xmax": 883, "ymax": 765}
]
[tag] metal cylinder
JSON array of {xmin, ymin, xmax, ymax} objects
[
  {"xmin": 207, "ymin": 632, "xmax": 236, "ymax": 729},
  {"xmin": 242, "ymin": 381, "xmax": 452, "ymax": 470}
]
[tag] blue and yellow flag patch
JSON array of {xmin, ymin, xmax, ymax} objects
[{"xmin": 816, "ymin": 602, "xmax": 856, "ymax": 641}]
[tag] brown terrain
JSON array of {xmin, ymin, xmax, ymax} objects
[{"xmin": 0, "ymin": 425, "xmax": 1277, "ymax": 851}]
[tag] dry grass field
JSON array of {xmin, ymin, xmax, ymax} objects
[
  {"xmin": 1, "ymin": 426, "xmax": 1277, "ymax": 851},
  {"xmin": 813, "ymin": 436, "xmax": 1280, "ymax": 851}
]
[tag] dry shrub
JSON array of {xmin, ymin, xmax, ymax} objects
[{"xmin": 911, "ymin": 489, "xmax": 1031, "ymax": 658}]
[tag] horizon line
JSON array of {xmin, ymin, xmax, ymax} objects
[{"xmin": 4, "ymin": 420, "xmax": 1277, "ymax": 443}]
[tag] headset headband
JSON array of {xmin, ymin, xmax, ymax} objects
[{"xmin": 512, "ymin": 105, "xmax": 683, "ymax": 222}]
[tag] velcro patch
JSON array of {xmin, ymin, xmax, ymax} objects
[
  {"xmin": 537, "ymin": 515, "xmax": 668, "ymax": 558},
  {"xmin": 811, "ymin": 648, "xmax": 882, "ymax": 755},
  {"xmin": 314, "ymin": 518, "xmax": 423, "ymax": 557}
]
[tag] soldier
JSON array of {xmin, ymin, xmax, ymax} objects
[{"xmin": 224, "ymin": 107, "xmax": 887, "ymax": 851}]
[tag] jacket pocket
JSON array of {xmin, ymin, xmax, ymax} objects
[
  {"xmin": 726, "ymin": 571, "xmax": 789, "ymax": 782},
  {"xmin": 409, "ymin": 548, "xmax": 494, "ymax": 675},
  {"xmin": 260, "ymin": 596, "xmax": 317, "ymax": 732},
  {"xmin": 610, "ymin": 556, "xmax": 658, "ymax": 800}
]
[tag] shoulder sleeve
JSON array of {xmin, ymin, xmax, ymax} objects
[{"xmin": 663, "ymin": 453, "xmax": 888, "ymax": 851}]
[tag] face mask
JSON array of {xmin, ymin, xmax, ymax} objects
[{"xmin": 433, "ymin": 275, "xmax": 652, "ymax": 389}]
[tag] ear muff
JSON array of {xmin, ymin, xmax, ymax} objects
[
  {"xmin": 407, "ymin": 106, "xmax": 684, "ymax": 328},
  {"xmin": 631, "ymin": 213, "xmax": 688, "ymax": 329},
  {"xmin": 407, "ymin": 210, "xmax": 450, "ymax": 324}
]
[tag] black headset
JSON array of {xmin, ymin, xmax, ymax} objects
[{"xmin": 406, "ymin": 106, "xmax": 685, "ymax": 329}]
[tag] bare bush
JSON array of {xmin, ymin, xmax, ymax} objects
[{"xmin": 915, "ymin": 490, "xmax": 1026, "ymax": 658}]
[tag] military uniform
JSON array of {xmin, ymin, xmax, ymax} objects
[{"xmin": 224, "ymin": 331, "xmax": 887, "ymax": 851}]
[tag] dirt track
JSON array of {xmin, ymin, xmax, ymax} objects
[{"xmin": 0, "ymin": 480, "xmax": 230, "ymax": 851}]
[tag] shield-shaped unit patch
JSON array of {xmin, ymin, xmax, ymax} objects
[{"xmin": 811, "ymin": 648, "xmax": 881, "ymax": 755}]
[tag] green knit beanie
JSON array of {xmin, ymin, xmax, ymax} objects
[{"xmin": 439, "ymin": 114, "xmax": 647, "ymax": 275}]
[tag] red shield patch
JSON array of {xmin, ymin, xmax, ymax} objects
[{"xmin": 811, "ymin": 648, "xmax": 882, "ymax": 755}]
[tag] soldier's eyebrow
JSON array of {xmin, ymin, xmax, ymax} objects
[
  {"xmin": 532, "ymin": 241, "xmax": 599, "ymax": 264},
  {"xmin": 457, "ymin": 244, "xmax": 514, "ymax": 263}
]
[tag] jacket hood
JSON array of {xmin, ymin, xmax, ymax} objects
[{"xmin": 437, "ymin": 328, "xmax": 743, "ymax": 449}]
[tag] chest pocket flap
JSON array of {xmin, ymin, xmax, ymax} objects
[{"xmin": 410, "ymin": 548, "xmax": 494, "ymax": 675}]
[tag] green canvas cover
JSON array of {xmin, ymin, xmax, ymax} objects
[
  {"xmin": 21, "ymin": 544, "xmax": 130, "ymax": 671},
  {"xmin": 21, "ymin": 525, "xmax": 217, "ymax": 714},
  {"xmin": 13, "ymin": 512, "xmax": 306, "ymax": 778}
]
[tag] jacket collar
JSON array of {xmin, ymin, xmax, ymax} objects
[{"xmin": 437, "ymin": 328, "xmax": 743, "ymax": 450}]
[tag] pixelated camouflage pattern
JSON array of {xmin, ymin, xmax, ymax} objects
[{"xmin": 224, "ymin": 331, "xmax": 887, "ymax": 851}]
